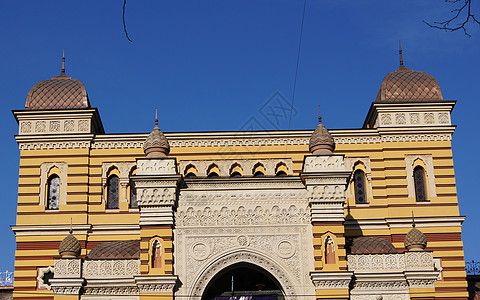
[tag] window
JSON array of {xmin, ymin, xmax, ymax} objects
[
  {"xmin": 353, "ymin": 170, "xmax": 367, "ymax": 204},
  {"xmin": 107, "ymin": 175, "xmax": 120, "ymax": 209},
  {"xmin": 184, "ymin": 164, "xmax": 198, "ymax": 178},
  {"xmin": 47, "ymin": 175, "xmax": 60, "ymax": 210},
  {"xmin": 253, "ymin": 163, "xmax": 266, "ymax": 177},
  {"xmin": 275, "ymin": 162, "xmax": 288, "ymax": 176},
  {"xmin": 414, "ymin": 166, "xmax": 427, "ymax": 202}
]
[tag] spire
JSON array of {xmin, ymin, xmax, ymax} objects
[
  {"xmin": 61, "ymin": 49, "xmax": 65, "ymax": 74},
  {"xmin": 399, "ymin": 41, "xmax": 405, "ymax": 68},
  {"xmin": 318, "ymin": 105, "xmax": 322, "ymax": 124}
]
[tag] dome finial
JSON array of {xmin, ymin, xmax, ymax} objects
[
  {"xmin": 61, "ymin": 49, "xmax": 65, "ymax": 74},
  {"xmin": 155, "ymin": 108, "xmax": 158, "ymax": 126},
  {"xmin": 411, "ymin": 210, "xmax": 416, "ymax": 228},
  {"xmin": 309, "ymin": 106, "xmax": 335, "ymax": 155},
  {"xmin": 399, "ymin": 40, "xmax": 405, "ymax": 68},
  {"xmin": 69, "ymin": 218, "xmax": 73, "ymax": 234},
  {"xmin": 143, "ymin": 111, "xmax": 170, "ymax": 158}
]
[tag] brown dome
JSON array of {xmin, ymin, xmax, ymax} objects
[
  {"xmin": 144, "ymin": 118, "xmax": 170, "ymax": 158},
  {"xmin": 25, "ymin": 72, "xmax": 90, "ymax": 110},
  {"xmin": 309, "ymin": 110, "xmax": 335, "ymax": 155},
  {"xmin": 86, "ymin": 240, "xmax": 140, "ymax": 259},
  {"xmin": 404, "ymin": 227, "xmax": 427, "ymax": 251},
  {"xmin": 376, "ymin": 66, "xmax": 443, "ymax": 102},
  {"xmin": 350, "ymin": 237, "xmax": 397, "ymax": 254},
  {"xmin": 59, "ymin": 234, "xmax": 81, "ymax": 257}
]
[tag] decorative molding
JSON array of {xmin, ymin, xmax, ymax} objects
[
  {"xmin": 18, "ymin": 141, "xmax": 92, "ymax": 150},
  {"xmin": 188, "ymin": 251, "xmax": 299, "ymax": 300},
  {"xmin": 83, "ymin": 286, "xmax": 139, "ymax": 295},
  {"xmin": 310, "ymin": 272, "xmax": 352, "ymax": 289},
  {"xmin": 180, "ymin": 190, "xmax": 307, "ymax": 205},
  {"xmin": 134, "ymin": 276, "xmax": 178, "ymax": 294},
  {"xmin": 405, "ymin": 154, "xmax": 437, "ymax": 198},
  {"xmin": 54, "ymin": 258, "xmax": 82, "ymax": 278},
  {"xmin": 137, "ymin": 188, "xmax": 176, "ymax": 206},
  {"xmin": 348, "ymin": 254, "xmax": 405, "ymax": 272},
  {"xmin": 136, "ymin": 159, "xmax": 177, "ymax": 175},
  {"xmin": 175, "ymin": 205, "xmax": 310, "ymax": 227},
  {"xmin": 303, "ymin": 156, "xmax": 346, "ymax": 173},
  {"xmin": 83, "ymin": 259, "xmax": 140, "ymax": 279}
]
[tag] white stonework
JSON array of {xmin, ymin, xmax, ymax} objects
[
  {"xmin": 179, "ymin": 158, "xmax": 292, "ymax": 176},
  {"xmin": 83, "ymin": 260, "xmax": 140, "ymax": 279},
  {"xmin": 136, "ymin": 159, "xmax": 177, "ymax": 175},
  {"xmin": 174, "ymin": 173, "xmax": 315, "ymax": 300}
]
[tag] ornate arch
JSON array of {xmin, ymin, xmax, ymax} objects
[{"xmin": 189, "ymin": 250, "xmax": 298, "ymax": 300}]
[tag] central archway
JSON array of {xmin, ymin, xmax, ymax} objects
[
  {"xmin": 203, "ymin": 263, "xmax": 284, "ymax": 300},
  {"xmin": 189, "ymin": 250, "xmax": 298, "ymax": 300}
]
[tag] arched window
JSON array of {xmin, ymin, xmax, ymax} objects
[
  {"xmin": 253, "ymin": 163, "xmax": 266, "ymax": 177},
  {"xmin": 151, "ymin": 239, "xmax": 162, "ymax": 268},
  {"xmin": 353, "ymin": 170, "xmax": 367, "ymax": 204},
  {"xmin": 325, "ymin": 236, "xmax": 336, "ymax": 264},
  {"xmin": 47, "ymin": 175, "xmax": 60, "ymax": 210},
  {"xmin": 414, "ymin": 166, "xmax": 427, "ymax": 202},
  {"xmin": 184, "ymin": 164, "xmax": 198, "ymax": 178},
  {"xmin": 107, "ymin": 175, "xmax": 120, "ymax": 209}
]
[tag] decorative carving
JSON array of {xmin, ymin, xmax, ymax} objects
[
  {"xmin": 237, "ymin": 236, "xmax": 249, "ymax": 247},
  {"xmin": 303, "ymin": 156, "xmax": 345, "ymax": 172},
  {"xmin": 275, "ymin": 240, "xmax": 296, "ymax": 259},
  {"xmin": 50, "ymin": 121, "xmax": 60, "ymax": 132},
  {"xmin": 381, "ymin": 114, "xmax": 392, "ymax": 125},
  {"xmin": 37, "ymin": 266, "xmax": 55, "ymax": 290},
  {"xmin": 405, "ymin": 251, "xmax": 434, "ymax": 270},
  {"xmin": 20, "ymin": 121, "xmax": 32, "ymax": 133},
  {"xmin": 395, "ymin": 113, "xmax": 406, "ymax": 124},
  {"xmin": 438, "ymin": 112, "xmax": 449, "ymax": 124},
  {"xmin": 424, "ymin": 113, "xmax": 434, "ymax": 124},
  {"xmin": 348, "ymin": 254, "xmax": 405, "ymax": 272},
  {"xmin": 308, "ymin": 185, "xmax": 344, "ymax": 203},
  {"xmin": 78, "ymin": 120, "xmax": 89, "ymax": 131},
  {"xmin": 64, "ymin": 120, "xmax": 75, "ymax": 131},
  {"xmin": 138, "ymin": 188, "xmax": 175, "ymax": 206},
  {"xmin": 175, "ymin": 205, "xmax": 309, "ymax": 227},
  {"xmin": 36, "ymin": 120, "xmax": 46, "ymax": 132},
  {"xmin": 54, "ymin": 258, "xmax": 81, "ymax": 278},
  {"xmin": 83, "ymin": 259, "xmax": 140, "ymax": 279},
  {"xmin": 191, "ymin": 242, "xmax": 211, "ymax": 261},
  {"xmin": 83, "ymin": 286, "xmax": 139, "ymax": 295},
  {"xmin": 189, "ymin": 251, "xmax": 298, "ymax": 300},
  {"xmin": 51, "ymin": 286, "xmax": 82, "ymax": 295},
  {"xmin": 410, "ymin": 113, "xmax": 420, "ymax": 124},
  {"xmin": 137, "ymin": 159, "xmax": 176, "ymax": 175}
]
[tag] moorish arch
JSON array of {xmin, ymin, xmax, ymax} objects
[{"xmin": 188, "ymin": 250, "xmax": 299, "ymax": 300}]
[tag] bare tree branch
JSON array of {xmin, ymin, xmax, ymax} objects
[
  {"xmin": 424, "ymin": 0, "xmax": 480, "ymax": 37},
  {"xmin": 123, "ymin": 0, "xmax": 133, "ymax": 42}
]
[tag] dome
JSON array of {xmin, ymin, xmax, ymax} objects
[
  {"xmin": 376, "ymin": 67, "xmax": 443, "ymax": 102},
  {"xmin": 376, "ymin": 45, "xmax": 443, "ymax": 102},
  {"xmin": 350, "ymin": 237, "xmax": 397, "ymax": 255},
  {"xmin": 86, "ymin": 240, "xmax": 140, "ymax": 259},
  {"xmin": 144, "ymin": 117, "xmax": 170, "ymax": 158},
  {"xmin": 25, "ymin": 72, "xmax": 90, "ymax": 110},
  {"xmin": 25, "ymin": 54, "xmax": 90, "ymax": 110},
  {"xmin": 309, "ymin": 110, "xmax": 335, "ymax": 155},
  {"xmin": 59, "ymin": 234, "xmax": 81, "ymax": 257},
  {"xmin": 404, "ymin": 227, "xmax": 427, "ymax": 251}
]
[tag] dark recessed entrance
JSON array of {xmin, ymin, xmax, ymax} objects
[{"xmin": 202, "ymin": 263, "xmax": 284, "ymax": 300}]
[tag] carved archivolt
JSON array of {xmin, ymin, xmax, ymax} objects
[{"xmin": 189, "ymin": 250, "xmax": 298, "ymax": 300}]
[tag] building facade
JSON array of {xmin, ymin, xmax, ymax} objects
[{"xmin": 11, "ymin": 52, "xmax": 467, "ymax": 299}]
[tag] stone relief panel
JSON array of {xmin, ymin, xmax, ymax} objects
[
  {"xmin": 376, "ymin": 111, "xmax": 451, "ymax": 127},
  {"xmin": 18, "ymin": 119, "xmax": 92, "ymax": 135},
  {"xmin": 137, "ymin": 187, "xmax": 176, "ymax": 206},
  {"xmin": 136, "ymin": 159, "xmax": 176, "ymax": 175},
  {"xmin": 303, "ymin": 156, "xmax": 345, "ymax": 172},
  {"xmin": 175, "ymin": 204, "xmax": 309, "ymax": 227},
  {"xmin": 54, "ymin": 258, "xmax": 82, "ymax": 278},
  {"xmin": 83, "ymin": 259, "xmax": 140, "ymax": 279}
]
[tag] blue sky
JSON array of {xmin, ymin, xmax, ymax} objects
[{"xmin": 0, "ymin": 1, "xmax": 479, "ymax": 272}]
